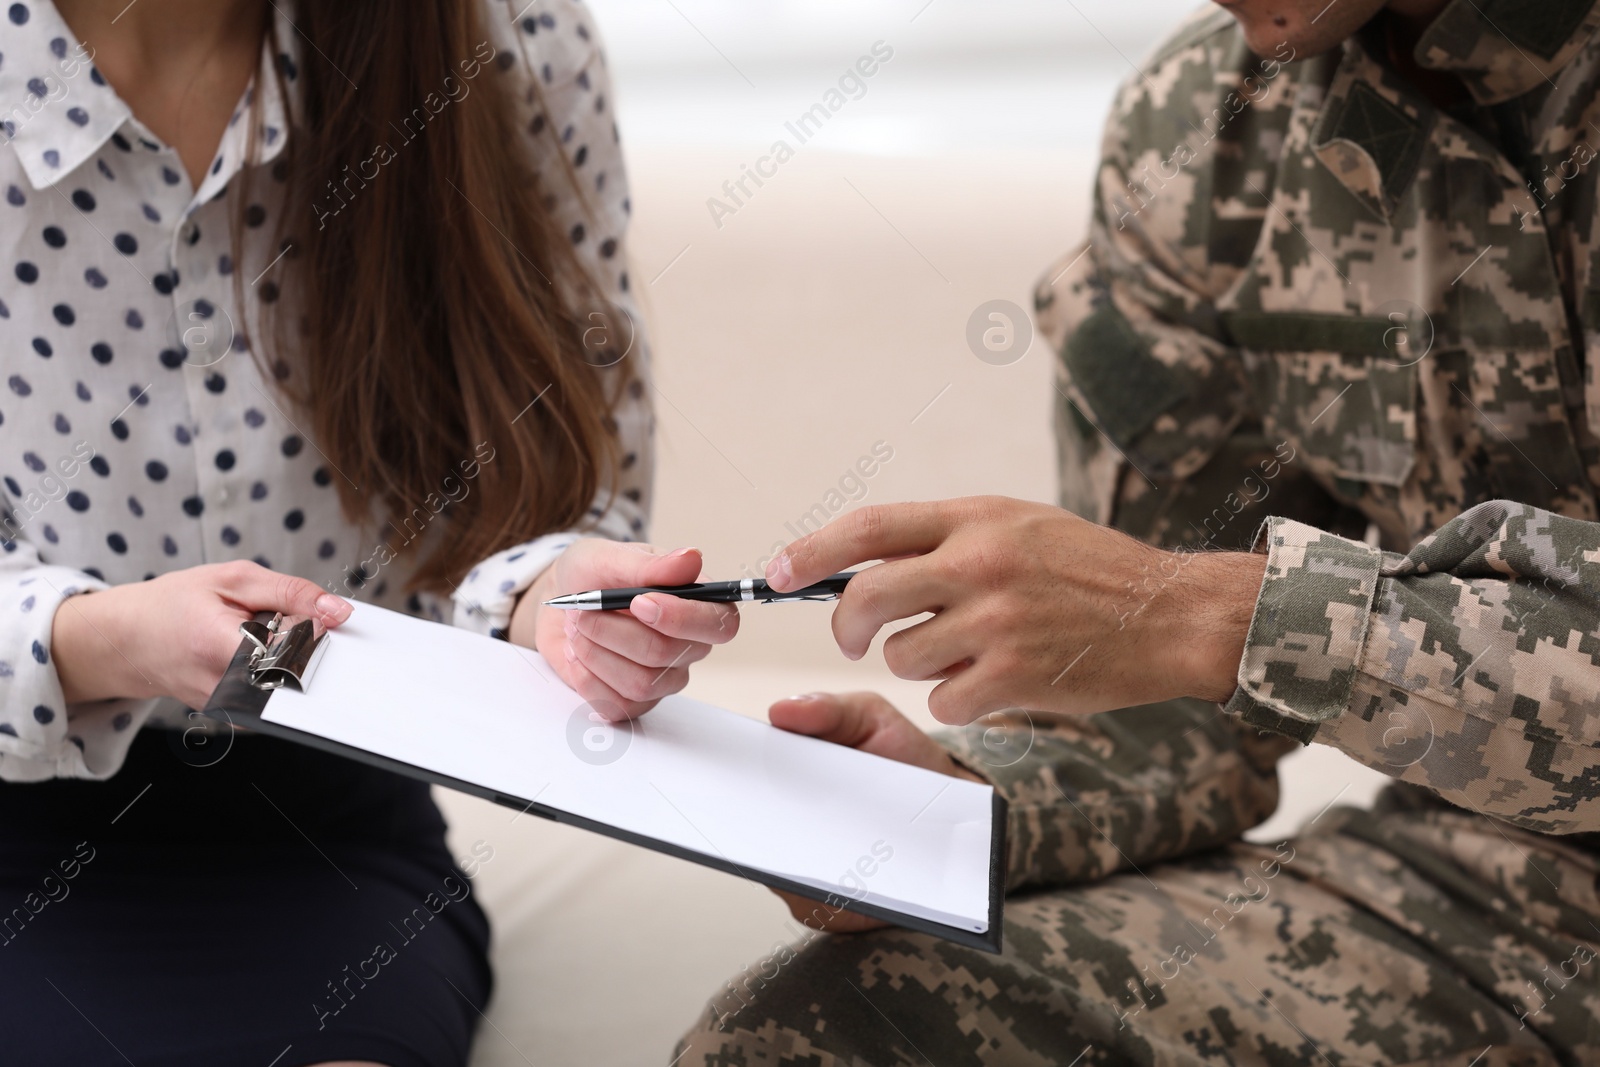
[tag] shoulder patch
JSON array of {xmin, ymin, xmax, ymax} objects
[{"xmin": 1063, "ymin": 303, "xmax": 1188, "ymax": 449}]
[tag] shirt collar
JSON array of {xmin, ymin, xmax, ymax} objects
[
  {"xmin": 1414, "ymin": 0, "xmax": 1600, "ymax": 106},
  {"xmin": 0, "ymin": 0, "xmax": 127, "ymax": 188},
  {"xmin": 0, "ymin": 0, "xmax": 301, "ymax": 193},
  {"xmin": 1306, "ymin": 0, "xmax": 1600, "ymax": 222},
  {"xmin": 190, "ymin": 9, "xmax": 300, "ymax": 210}
]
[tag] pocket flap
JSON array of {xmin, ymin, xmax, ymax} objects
[{"xmin": 1223, "ymin": 311, "xmax": 1419, "ymax": 489}]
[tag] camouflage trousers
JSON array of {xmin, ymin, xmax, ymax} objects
[{"xmin": 675, "ymin": 798, "xmax": 1600, "ymax": 1066}]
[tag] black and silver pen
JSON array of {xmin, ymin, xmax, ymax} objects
[{"xmin": 544, "ymin": 572, "xmax": 856, "ymax": 611}]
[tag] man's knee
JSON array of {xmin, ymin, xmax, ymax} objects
[
  {"xmin": 675, "ymin": 928, "xmax": 932, "ymax": 1065},
  {"xmin": 676, "ymin": 922, "xmax": 1101, "ymax": 1067},
  {"xmin": 676, "ymin": 1009, "xmax": 837, "ymax": 1067}
]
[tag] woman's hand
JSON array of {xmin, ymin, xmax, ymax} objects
[
  {"xmin": 766, "ymin": 691, "xmax": 985, "ymax": 934},
  {"xmin": 515, "ymin": 539, "xmax": 740, "ymax": 721},
  {"xmin": 765, "ymin": 496, "xmax": 1267, "ymax": 725},
  {"xmin": 51, "ymin": 561, "xmax": 353, "ymax": 708}
]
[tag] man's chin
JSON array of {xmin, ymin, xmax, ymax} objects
[
  {"xmin": 1212, "ymin": 0, "xmax": 1384, "ymax": 60},
  {"xmin": 1213, "ymin": 19, "xmax": 1320, "ymax": 60},
  {"xmin": 1237, "ymin": 23, "xmax": 1301, "ymax": 58}
]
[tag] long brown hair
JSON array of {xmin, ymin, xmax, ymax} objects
[{"xmin": 244, "ymin": 1, "xmax": 623, "ymax": 593}]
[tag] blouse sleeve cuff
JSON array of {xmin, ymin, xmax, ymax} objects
[
  {"xmin": 1222, "ymin": 517, "xmax": 1383, "ymax": 744},
  {"xmin": 450, "ymin": 532, "xmax": 580, "ymax": 637},
  {"xmin": 0, "ymin": 567, "xmax": 109, "ymax": 777}
]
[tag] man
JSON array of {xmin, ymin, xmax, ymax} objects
[{"xmin": 675, "ymin": 0, "xmax": 1600, "ymax": 1063}]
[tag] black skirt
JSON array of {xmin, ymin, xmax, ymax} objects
[{"xmin": 0, "ymin": 726, "xmax": 493, "ymax": 1067}]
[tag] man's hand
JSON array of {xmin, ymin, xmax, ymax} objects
[
  {"xmin": 765, "ymin": 691, "xmax": 983, "ymax": 934},
  {"xmin": 765, "ymin": 497, "xmax": 1266, "ymax": 725},
  {"xmin": 513, "ymin": 540, "xmax": 739, "ymax": 721}
]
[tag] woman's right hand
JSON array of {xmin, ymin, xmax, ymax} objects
[{"xmin": 51, "ymin": 561, "xmax": 353, "ymax": 708}]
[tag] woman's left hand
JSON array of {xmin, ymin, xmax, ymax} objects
[{"xmin": 512, "ymin": 539, "xmax": 739, "ymax": 720}]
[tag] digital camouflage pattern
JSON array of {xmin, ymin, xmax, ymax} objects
[
  {"xmin": 677, "ymin": 1, "xmax": 1600, "ymax": 1063},
  {"xmin": 675, "ymin": 798, "xmax": 1594, "ymax": 1065}
]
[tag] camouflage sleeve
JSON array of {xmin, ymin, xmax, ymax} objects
[
  {"xmin": 1226, "ymin": 500, "xmax": 1600, "ymax": 835},
  {"xmin": 935, "ymin": 699, "xmax": 1292, "ymax": 895}
]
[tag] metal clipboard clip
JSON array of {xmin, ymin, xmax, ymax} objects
[{"xmin": 238, "ymin": 612, "xmax": 330, "ymax": 692}]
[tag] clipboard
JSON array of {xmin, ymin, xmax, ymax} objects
[{"xmin": 202, "ymin": 605, "xmax": 1007, "ymax": 953}]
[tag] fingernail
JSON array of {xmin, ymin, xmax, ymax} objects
[
  {"xmin": 667, "ymin": 547, "xmax": 696, "ymax": 560},
  {"xmin": 315, "ymin": 594, "xmax": 351, "ymax": 623},
  {"xmin": 631, "ymin": 595, "xmax": 661, "ymax": 625},
  {"xmin": 564, "ymin": 613, "xmax": 576, "ymax": 636},
  {"xmin": 564, "ymin": 639, "xmax": 577, "ymax": 663},
  {"xmin": 787, "ymin": 692, "xmax": 825, "ymax": 702},
  {"xmin": 766, "ymin": 553, "xmax": 792, "ymax": 587}
]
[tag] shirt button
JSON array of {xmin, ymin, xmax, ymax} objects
[
  {"xmin": 180, "ymin": 220, "xmax": 200, "ymax": 245},
  {"xmin": 218, "ymin": 487, "xmax": 231, "ymax": 504}
]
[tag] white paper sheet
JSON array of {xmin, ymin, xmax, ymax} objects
[{"xmin": 261, "ymin": 603, "xmax": 996, "ymax": 932}]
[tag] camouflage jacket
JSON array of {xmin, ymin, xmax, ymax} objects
[{"xmin": 949, "ymin": 0, "xmax": 1600, "ymax": 894}]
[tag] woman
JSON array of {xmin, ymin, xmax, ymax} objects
[{"xmin": 0, "ymin": 0, "xmax": 735, "ymax": 1064}]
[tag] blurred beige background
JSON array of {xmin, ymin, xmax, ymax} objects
[
  {"xmin": 641, "ymin": 146, "xmax": 1067, "ymax": 667},
  {"xmin": 439, "ymin": 3, "xmax": 1391, "ymax": 1064}
]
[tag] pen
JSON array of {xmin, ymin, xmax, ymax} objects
[{"xmin": 544, "ymin": 572, "xmax": 856, "ymax": 611}]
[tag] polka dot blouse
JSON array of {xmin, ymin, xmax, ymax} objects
[{"xmin": 0, "ymin": 0, "xmax": 652, "ymax": 780}]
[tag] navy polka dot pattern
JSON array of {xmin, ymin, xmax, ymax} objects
[{"xmin": 0, "ymin": 0, "xmax": 651, "ymax": 781}]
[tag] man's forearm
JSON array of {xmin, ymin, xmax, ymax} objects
[{"xmin": 1154, "ymin": 550, "xmax": 1267, "ymax": 703}]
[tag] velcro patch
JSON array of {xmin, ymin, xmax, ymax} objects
[
  {"xmin": 1222, "ymin": 310, "xmax": 1395, "ymax": 355},
  {"xmin": 1323, "ymin": 82, "xmax": 1426, "ymax": 211},
  {"xmin": 1062, "ymin": 303, "xmax": 1187, "ymax": 449}
]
